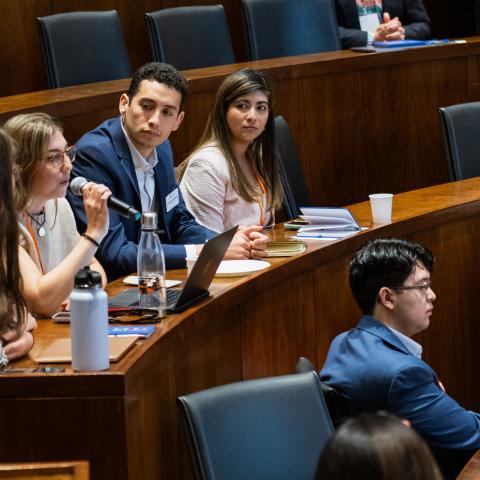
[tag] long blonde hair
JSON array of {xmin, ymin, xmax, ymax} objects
[
  {"xmin": 0, "ymin": 129, "xmax": 27, "ymax": 335},
  {"xmin": 179, "ymin": 68, "xmax": 283, "ymax": 211},
  {"xmin": 3, "ymin": 112, "xmax": 63, "ymax": 208}
]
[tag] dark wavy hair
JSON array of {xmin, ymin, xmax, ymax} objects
[
  {"xmin": 127, "ymin": 62, "xmax": 188, "ymax": 109},
  {"xmin": 0, "ymin": 128, "xmax": 27, "ymax": 335},
  {"xmin": 349, "ymin": 238, "xmax": 434, "ymax": 314},
  {"xmin": 179, "ymin": 68, "xmax": 283, "ymax": 211},
  {"xmin": 317, "ymin": 412, "xmax": 442, "ymax": 480}
]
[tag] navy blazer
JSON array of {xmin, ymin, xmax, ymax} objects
[
  {"xmin": 321, "ymin": 316, "xmax": 480, "ymax": 452},
  {"xmin": 335, "ymin": 0, "xmax": 431, "ymax": 48},
  {"xmin": 68, "ymin": 117, "xmax": 215, "ymax": 280}
]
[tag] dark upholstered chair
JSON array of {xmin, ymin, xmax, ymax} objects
[
  {"xmin": 275, "ymin": 116, "xmax": 311, "ymax": 219},
  {"xmin": 241, "ymin": 0, "xmax": 341, "ymax": 60},
  {"xmin": 145, "ymin": 5, "xmax": 235, "ymax": 70},
  {"xmin": 439, "ymin": 102, "xmax": 480, "ymax": 181},
  {"xmin": 178, "ymin": 371, "xmax": 333, "ymax": 480},
  {"xmin": 295, "ymin": 356, "xmax": 346, "ymax": 427},
  {"xmin": 37, "ymin": 10, "xmax": 131, "ymax": 89}
]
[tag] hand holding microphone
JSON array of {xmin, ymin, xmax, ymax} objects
[
  {"xmin": 70, "ymin": 177, "xmax": 141, "ymax": 221},
  {"xmin": 70, "ymin": 178, "xmax": 113, "ymax": 245}
]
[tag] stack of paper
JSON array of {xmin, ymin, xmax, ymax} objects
[{"xmin": 295, "ymin": 207, "xmax": 361, "ymax": 239}]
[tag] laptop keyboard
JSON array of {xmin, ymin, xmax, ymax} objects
[{"xmin": 166, "ymin": 288, "xmax": 181, "ymax": 308}]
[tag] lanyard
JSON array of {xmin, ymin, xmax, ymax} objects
[
  {"xmin": 255, "ymin": 174, "xmax": 270, "ymax": 226},
  {"xmin": 22, "ymin": 210, "xmax": 45, "ymax": 274}
]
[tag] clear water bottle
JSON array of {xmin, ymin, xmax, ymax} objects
[
  {"xmin": 70, "ymin": 266, "xmax": 109, "ymax": 371},
  {"xmin": 137, "ymin": 212, "xmax": 166, "ymax": 318}
]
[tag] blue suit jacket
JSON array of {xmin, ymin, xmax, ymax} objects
[
  {"xmin": 320, "ymin": 316, "xmax": 480, "ymax": 451},
  {"xmin": 67, "ymin": 117, "xmax": 215, "ymax": 280},
  {"xmin": 335, "ymin": 0, "xmax": 431, "ymax": 48}
]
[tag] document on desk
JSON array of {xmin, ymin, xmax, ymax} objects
[
  {"xmin": 292, "ymin": 207, "xmax": 363, "ymax": 240},
  {"xmin": 373, "ymin": 39, "xmax": 449, "ymax": 48}
]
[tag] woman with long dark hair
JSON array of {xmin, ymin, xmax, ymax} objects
[
  {"xmin": 0, "ymin": 128, "xmax": 36, "ymax": 365},
  {"xmin": 179, "ymin": 68, "xmax": 282, "ymax": 240}
]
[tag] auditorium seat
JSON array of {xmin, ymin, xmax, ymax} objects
[
  {"xmin": 439, "ymin": 102, "xmax": 480, "ymax": 180},
  {"xmin": 145, "ymin": 5, "xmax": 235, "ymax": 70},
  {"xmin": 241, "ymin": 0, "xmax": 341, "ymax": 60},
  {"xmin": 295, "ymin": 356, "xmax": 346, "ymax": 427},
  {"xmin": 37, "ymin": 10, "xmax": 131, "ymax": 89},
  {"xmin": 275, "ymin": 116, "xmax": 311, "ymax": 219},
  {"xmin": 177, "ymin": 371, "xmax": 333, "ymax": 480}
]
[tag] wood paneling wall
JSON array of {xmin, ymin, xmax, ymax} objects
[{"xmin": 0, "ymin": 0, "xmax": 475, "ymax": 97}]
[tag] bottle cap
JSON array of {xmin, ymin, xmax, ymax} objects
[
  {"xmin": 74, "ymin": 266, "xmax": 102, "ymax": 289},
  {"xmin": 141, "ymin": 212, "xmax": 158, "ymax": 231}
]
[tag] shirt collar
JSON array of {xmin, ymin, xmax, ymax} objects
[
  {"xmin": 386, "ymin": 326, "xmax": 423, "ymax": 359},
  {"xmin": 121, "ymin": 119, "xmax": 158, "ymax": 172}
]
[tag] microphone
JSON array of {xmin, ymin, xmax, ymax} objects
[{"xmin": 70, "ymin": 177, "xmax": 141, "ymax": 221}]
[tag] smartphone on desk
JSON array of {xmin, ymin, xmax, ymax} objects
[
  {"xmin": 0, "ymin": 366, "xmax": 65, "ymax": 374},
  {"xmin": 52, "ymin": 311, "xmax": 71, "ymax": 323}
]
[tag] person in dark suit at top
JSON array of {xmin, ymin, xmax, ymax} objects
[
  {"xmin": 68, "ymin": 62, "xmax": 268, "ymax": 280},
  {"xmin": 320, "ymin": 238, "xmax": 480, "ymax": 479},
  {"xmin": 335, "ymin": 0, "xmax": 431, "ymax": 49}
]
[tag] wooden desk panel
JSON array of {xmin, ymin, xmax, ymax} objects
[
  {"xmin": 2, "ymin": 179, "xmax": 480, "ymax": 479},
  {"xmin": 2, "ymin": 41, "xmax": 480, "ymax": 206},
  {"xmin": 0, "ymin": 0, "xmax": 472, "ymax": 97}
]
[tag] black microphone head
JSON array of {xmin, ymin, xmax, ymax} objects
[{"xmin": 70, "ymin": 177, "xmax": 88, "ymax": 196}]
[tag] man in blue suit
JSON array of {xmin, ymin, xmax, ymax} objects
[
  {"xmin": 68, "ymin": 63, "xmax": 266, "ymax": 280},
  {"xmin": 335, "ymin": 0, "xmax": 431, "ymax": 48},
  {"xmin": 321, "ymin": 238, "xmax": 480, "ymax": 478}
]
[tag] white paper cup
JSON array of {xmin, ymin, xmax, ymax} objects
[{"xmin": 369, "ymin": 193, "xmax": 393, "ymax": 224}]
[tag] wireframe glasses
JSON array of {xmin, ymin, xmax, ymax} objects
[
  {"xmin": 46, "ymin": 145, "xmax": 76, "ymax": 168},
  {"xmin": 392, "ymin": 280, "xmax": 431, "ymax": 294}
]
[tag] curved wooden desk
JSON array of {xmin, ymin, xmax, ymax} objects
[{"xmin": 2, "ymin": 178, "xmax": 480, "ymax": 479}]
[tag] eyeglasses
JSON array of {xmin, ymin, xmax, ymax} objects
[
  {"xmin": 46, "ymin": 145, "xmax": 76, "ymax": 168},
  {"xmin": 392, "ymin": 280, "xmax": 432, "ymax": 294}
]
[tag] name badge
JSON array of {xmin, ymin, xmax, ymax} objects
[
  {"xmin": 359, "ymin": 13, "xmax": 380, "ymax": 32},
  {"xmin": 165, "ymin": 188, "xmax": 179, "ymax": 213}
]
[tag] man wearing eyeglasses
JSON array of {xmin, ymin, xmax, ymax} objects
[{"xmin": 320, "ymin": 238, "xmax": 480, "ymax": 479}]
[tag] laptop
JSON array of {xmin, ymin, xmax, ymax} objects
[{"xmin": 109, "ymin": 226, "xmax": 238, "ymax": 314}]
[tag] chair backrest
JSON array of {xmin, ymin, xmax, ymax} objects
[
  {"xmin": 37, "ymin": 10, "xmax": 131, "ymax": 89},
  {"xmin": 178, "ymin": 371, "xmax": 333, "ymax": 480},
  {"xmin": 275, "ymin": 116, "xmax": 311, "ymax": 219},
  {"xmin": 241, "ymin": 0, "xmax": 341, "ymax": 60},
  {"xmin": 439, "ymin": 102, "xmax": 480, "ymax": 181},
  {"xmin": 145, "ymin": 5, "xmax": 235, "ymax": 70},
  {"xmin": 294, "ymin": 356, "xmax": 346, "ymax": 426}
]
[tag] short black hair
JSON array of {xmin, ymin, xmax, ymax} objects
[
  {"xmin": 349, "ymin": 238, "xmax": 434, "ymax": 315},
  {"xmin": 126, "ymin": 62, "xmax": 188, "ymax": 109}
]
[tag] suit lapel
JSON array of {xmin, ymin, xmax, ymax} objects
[
  {"xmin": 357, "ymin": 316, "xmax": 412, "ymax": 356},
  {"xmin": 110, "ymin": 119, "xmax": 141, "ymax": 203},
  {"xmin": 152, "ymin": 149, "xmax": 172, "ymax": 243}
]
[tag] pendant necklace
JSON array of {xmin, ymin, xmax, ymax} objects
[{"xmin": 27, "ymin": 210, "xmax": 46, "ymax": 237}]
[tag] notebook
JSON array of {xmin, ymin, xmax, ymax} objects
[
  {"xmin": 33, "ymin": 336, "xmax": 137, "ymax": 363},
  {"xmin": 109, "ymin": 226, "xmax": 238, "ymax": 314}
]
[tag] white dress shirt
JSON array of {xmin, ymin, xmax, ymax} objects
[{"xmin": 121, "ymin": 121, "xmax": 197, "ymax": 259}]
